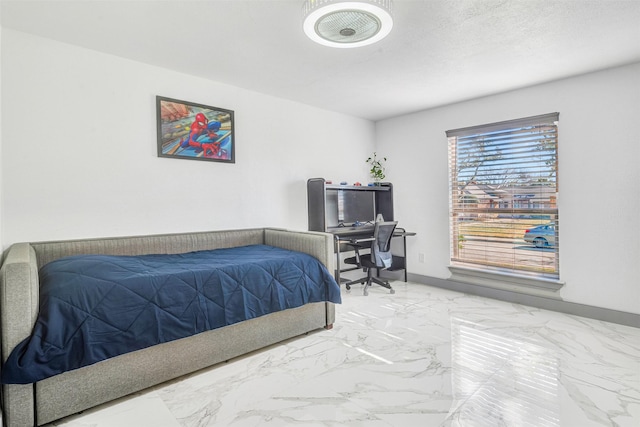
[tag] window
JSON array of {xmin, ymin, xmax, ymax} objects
[{"xmin": 447, "ymin": 113, "xmax": 559, "ymax": 282}]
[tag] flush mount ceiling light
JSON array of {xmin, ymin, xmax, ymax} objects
[{"xmin": 303, "ymin": 0, "xmax": 394, "ymax": 48}]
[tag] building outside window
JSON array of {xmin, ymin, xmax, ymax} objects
[{"xmin": 447, "ymin": 113, "xmax": 560, "ymax": 281}]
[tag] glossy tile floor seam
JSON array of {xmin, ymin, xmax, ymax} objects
[{"xmin": 48, "ymin": 282, "xmax": 640, "ymax": 427}]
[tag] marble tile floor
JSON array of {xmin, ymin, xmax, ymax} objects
[{"xmin": 48, "ymin": 281, "xmax": 640, "ymax": 427}]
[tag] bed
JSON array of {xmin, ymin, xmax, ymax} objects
[{"xmin": 0, "ymin": 228, "xmax": 339, "ymax": 426}]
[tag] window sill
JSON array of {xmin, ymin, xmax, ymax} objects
[{"xmin": 447, "ymin": 265, "xmax": 564, "ymax": 296}]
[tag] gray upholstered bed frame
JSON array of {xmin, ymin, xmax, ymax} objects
[{"xmin": 0, "ymin": 228, "xmax": 337, "ymax": 426}]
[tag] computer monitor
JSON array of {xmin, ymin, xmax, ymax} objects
[
  {"xmin": 324, "ymin": 188, "xmax": 377, "ymax": 228},
  {"xmin": 341, "ymin": 190, "xmax": 376, "ymax": 226}
]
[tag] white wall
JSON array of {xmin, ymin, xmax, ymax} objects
[
  {"xmin": 0, "ymin": 29, "xmax": 375, "ymax": 245},
  {"xmin": 376, "ymin": 62, "xmax": 640, "ymax": 314},
  {"xmin": 0, "ymin": 22, "xmax": 3, "ymax": 253}
]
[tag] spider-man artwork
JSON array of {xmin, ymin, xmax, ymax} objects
[{"xmin": 157, "ymin": 96, "xmax": 234, "ymax": 163}]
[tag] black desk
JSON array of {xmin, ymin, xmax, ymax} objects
[{"xmin": 331, "ymin": 228, "xmax": 416, "ymax": 284}]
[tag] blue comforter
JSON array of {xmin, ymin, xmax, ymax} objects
[{"xmin": 1, "ymin": 245, "xmax": 341, "ymax": 384}]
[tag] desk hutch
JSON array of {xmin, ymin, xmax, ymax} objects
[{"xmin": 307, "ymin": 178, "xmax": 413, "ymax": 283}]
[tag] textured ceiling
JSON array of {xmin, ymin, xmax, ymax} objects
[{"xmin": 2, "ymin": 0, "xmax": 640, "ymax": 121}]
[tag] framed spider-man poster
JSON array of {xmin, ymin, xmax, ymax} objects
[{"xmin": 156, "ymin": 96, "xmax": 235, "ymax": 163}]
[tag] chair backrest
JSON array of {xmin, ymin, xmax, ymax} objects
[{"xmin": 371, "ymin": 221, "xmax": 398, "ymax": 267}]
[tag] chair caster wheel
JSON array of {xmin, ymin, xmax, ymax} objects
[
  {"xmin": 390, "ymin": 289, "xmax": 395, "ymax": 294},
  {"xmin": 345, "ymin": 285, "xmax": 351, "ymax": 290}
]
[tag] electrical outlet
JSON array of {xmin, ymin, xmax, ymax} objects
[{"xmin": 418, "ymin": 253, "xmax": 425, "ymax": 263}]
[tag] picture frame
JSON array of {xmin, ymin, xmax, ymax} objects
[{"xmin": 156, "ymin": 96, "xmax": 235, "ymax": 163}]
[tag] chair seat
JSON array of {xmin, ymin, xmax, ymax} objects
[
  {"xmin": 344, "ymin": 256, "xmax": 359, "ymax": 265},
  {"xmin": 360, "ymin": 258, "xmax": 377, "ymax": 269}
]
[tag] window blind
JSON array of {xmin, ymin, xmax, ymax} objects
[{"xmin": 447, "ymin": 113, "xmax": 559, "ymax": 279}]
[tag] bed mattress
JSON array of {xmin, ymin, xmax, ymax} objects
[{"xmin": 2, "ymin": 244, "xmax": 341, "ymax": 384}]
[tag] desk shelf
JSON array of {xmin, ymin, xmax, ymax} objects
[
  {"xmin": 324, "ymin": 184, "xmax": 391, "ymax": 191},
  {"xmin": 388, "ymin": 255, "xmax": 407, "ymax": 272},
  {"xmin": 307, "ymin": 177, "xmax": 394, "ymax": 233}
]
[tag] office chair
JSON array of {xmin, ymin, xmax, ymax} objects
[{"xmin": 343, "ymin": 221, "xmax": 397, "ymax": 296}]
